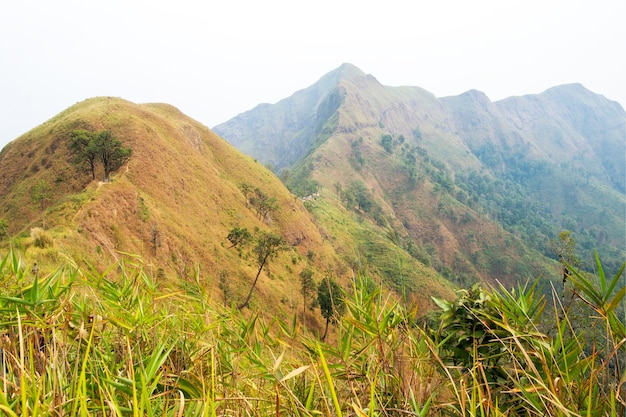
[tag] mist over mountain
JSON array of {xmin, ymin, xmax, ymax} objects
[{"xmin": 215, "ymin": 64, "xmax": 626, "ymax": 286}]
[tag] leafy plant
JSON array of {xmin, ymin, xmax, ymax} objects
[
  {"xmin": 299, "ymin": 267, "xmax": 316, "ymax": 324},
  {"xmin": 226, "ymin": 226, "xmax": 251, "ymax": 249},
  {"xmin": 432, "ymin": 257, "xmax": 626, "ymax": 416},
  {"xmin": 0, "ymin": 247, "xmax": 622, "ymax": 416}
]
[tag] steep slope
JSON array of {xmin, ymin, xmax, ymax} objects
[
  {"xmin": 441, "ymin": 85, "xmax": 626, "ymax": 266},
  {"xmin": 215, "ymin": 65, "xmax": 626, "ymax": 287},
  {"xmin": 495, "ymin": 84, "xmax": 626, "ymax": 192},
  {"xmin": 213, "ymin": 63, "xmax": 367, "ymax": 170},
  {"xmin": 2, "ymin": 97, "xmax": 451, "ymax": 319}
]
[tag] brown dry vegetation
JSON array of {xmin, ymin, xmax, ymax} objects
[{"xmin": 0, "ymin": 97, "xmax": 352, "ymax": 321}]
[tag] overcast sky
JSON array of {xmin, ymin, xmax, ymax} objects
[{"xmin": 1, "ymin": 0, "xmax": 624, "ymax": 151}]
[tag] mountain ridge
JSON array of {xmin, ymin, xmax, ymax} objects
[{"xmin": 214, "ymin": 64, "xmax": 626, "ymax": 286}]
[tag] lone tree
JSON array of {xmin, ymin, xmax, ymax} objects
[
  {"xmin": 299, "ymin": 267, "xmax": 316, "ymax": 325},
  {"xmin": 70, "ymin": 130, "xmax": 99, "ymax": 180},
  {"xmin": 317, "ymin": 276, "xmax": 346, "ymax": 340},
  {"xmin": 550, "ymin": 230, "xmax": 580, "ymax": 285},
  {"xmin": 249, "ymin": 188, "xmax": 278, "ymax": 222},
  {"xmin": 69, "ymin": 129, "xmax": 132, "ymax": 182},
  {"xmin": 238, "ymin": 231, "xmax": 288, "ymax": 310},
  {"xmin": 380, "ymin": 133, "xmax": 394, "ymax": 154},
  {"xmin": 333, "ymin": 181, "xmax": 342, "ymax": 199},
  {"xmin": 226, "ymin": 226, "xmax": 251, "ymax": 249},
  {"xmin": 96, "ymin": 130, "xmax": 132, "ymax": 182}
]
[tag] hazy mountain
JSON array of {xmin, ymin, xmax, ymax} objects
[
  {"xmin": 213, "ymin": 63, "xmax": 369, "ymax": 170},
  {"xmin": 215, "ymin": 65, "xmax": 626, "ymax": 286}
]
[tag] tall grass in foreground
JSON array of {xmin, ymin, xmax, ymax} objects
[{"xmin": 0, "ymin": 248, "xmax": 623, "ymax": 416}]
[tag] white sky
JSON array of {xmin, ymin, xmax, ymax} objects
[{"xmin": 1, "ymin": 0, "xmax": 624, "ymax": 150}]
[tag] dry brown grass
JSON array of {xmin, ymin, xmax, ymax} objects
[{"xmin": 0, "ymin": 97, "xmax": 347, "ymax": 322}]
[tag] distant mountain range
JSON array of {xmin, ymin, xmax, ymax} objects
[{"xmin": 215, "ymin": 63, "xmax": 626, "ymax": 286}]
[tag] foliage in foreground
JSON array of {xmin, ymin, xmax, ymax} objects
[{"xmin": 0, "ymin": 249, "xmax": 623, "ymax": 416}]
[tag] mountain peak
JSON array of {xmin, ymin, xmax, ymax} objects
[
  {"xmin": 213, "ymin": 63, "xmax": 371, "ymax": 170},
  {"xmin": 334, "ymin": 63, "xmax": 366, "ymax": 78},
  {"xmin": 458, "ymin": 89, "xmax": 492, "ymax": 104},
  {"xmin": 544, "ymin": 82, "xmax": 588, "ymax": 95},
  {"xmin": 312, "ymin": 63, "xmax": 367, "ymax": 91},
  {"xmin": 540, "ymin": 83, "xmax": 625, "ymax": 110}
]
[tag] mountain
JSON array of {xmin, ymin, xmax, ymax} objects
[
  {"xmin": 442, "ymin": 84, "xmax": 625, "ymax": 193},
  {"xmin": 214, "ymin": 63, "xmax": 369, "ymax": 170},
  {"xmin": 214, "ymin": 65, "xmax": 626, "ymax": 287},
  {"xmin": 0, "ymin": 97, "xmax": 454, "ymax": 319}
]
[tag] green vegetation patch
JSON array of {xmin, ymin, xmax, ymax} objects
[{"xmin": 0, "ymin": 248, "xmax": 622, "ymax": 415}]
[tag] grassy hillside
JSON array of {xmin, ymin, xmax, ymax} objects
[
  {"xmin": 1, "ymin": 97, "xmax": 403, "ymax": 321},
  {"xmin": 215, "ymin": 65, "xmax": 626, "ymax": 290},
  {"xmin": 282, "ymin": 78, "xmax": 559, "ymax": 288}
]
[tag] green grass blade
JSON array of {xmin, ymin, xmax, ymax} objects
[
  {"xmin": 305, "ymin": 379, "xmax": 315, "ymax": 411},
  {"xmin": 596, "ymin": 251, "xmax": 607, "ymax": 296},
  {"xmin": 0, "ymin": 405, "xmax": 19, "ymax": 417},
  {"xmin": 316, "ymin": 343, "xmax": 342, "ymax": 417},
  {"xmin": 605, "ymin": 261, "xmax": 625, "ymax": 303},
  {"xmin": 606, "ymin": 286, "xmax": 626, "ymax": 314}
]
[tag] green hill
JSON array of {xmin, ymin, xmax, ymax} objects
[{"xmin": 214, "ymin": 65, "xmax": 626, "ymax": 287}]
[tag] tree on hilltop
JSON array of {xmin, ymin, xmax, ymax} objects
[
  {"xmin": 96, "ymin": 130, "xmax": 132, "ymax": 182},
  {"xmin": 70, "ymin": 130, "xmax": 99, "ymax": 180},
  {"xmin": 69, "ymin": 129, "xmax": 132, "ymax": 182}
]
